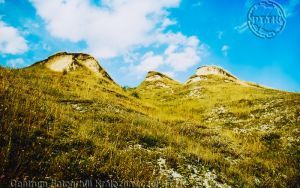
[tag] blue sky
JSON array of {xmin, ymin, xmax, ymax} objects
[{"xmin": 0, "ymin": 0, "xmax": 299, "ymax": 92}]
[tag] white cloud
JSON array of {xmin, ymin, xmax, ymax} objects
[
  {"xmin": 135, "ymin": 52, "xmax": 164, "ymax": 73},
  {"xmin": 0, "ymin": 21, "xmax": 28, "ymax": 55},
  {"xmin": 159, "ymin": 32, "xmax": 205, "ymax": 71},
  {"xmin": 164, "ymin": 42, "xmax": 201, "ymax": 71},
  {"xmin": 30, "ymin": 0, "xmax": 181, "ymax": 59},
  {"xmin": 7, "ymin": 58, "xmax": 25, "ymax": 68},
  {"xmin": 221, "ymin": 45, "xmax": 229, "ymax": 56},
  {"xmin": 123, "ymin": 51, "xmax": 140, "ymax": 64},
  {"xmin": 30, "ymin": 0, "xmax": 207, "ymax": 77},
  {"xmin": 131, "ymin": 33, "xmax": 206, "ymax": 74}
]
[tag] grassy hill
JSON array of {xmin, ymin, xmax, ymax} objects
[{"xmin": 0, "ymin": 53, "xmax": 299, "ymax": 187}]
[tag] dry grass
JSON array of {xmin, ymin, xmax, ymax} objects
[{"xmin": 0, "ymin": 66, "xmax": 299, "ymax": 187}]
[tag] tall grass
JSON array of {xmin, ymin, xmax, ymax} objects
[{"xmin": 0, "ymin": 67, "xmax": 299, "ymax": 187}]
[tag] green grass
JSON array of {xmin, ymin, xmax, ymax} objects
[{"xmin": 0, "ymin": 65, "xmax": 299, "ymax": 187}]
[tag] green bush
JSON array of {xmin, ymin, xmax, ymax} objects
[{"xmin": 130, "ymin": 91, "xmax": 140, "ymax": 98}]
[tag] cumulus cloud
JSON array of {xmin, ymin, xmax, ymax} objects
[
  {"xmin": 30, "ymin": 0, "xmax": 181, "ymax": 58},
  {"xmin": 130, "ymin": 33, "xmax": 206, "ymax": 75},
  {"xmin": 163, "ymin": 34, "xmax": 201, "ymax": 71},
  {"xmin": 30, "ymin": 0, "xmax": 207, "ymax": 75},
  {"xmin": 0, "ymin": 21, "xmax": 28, "ymax": 55},
  {"xmin": 135, "ymin": 52, "xmax": 164, "ymax": 73}
]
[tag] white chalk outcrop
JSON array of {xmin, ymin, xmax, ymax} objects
[
  {"xmin": 43, "ymin": 52, "xmax": 101, "ymax": 74},
  {"xmin": 35, "ymin": 52, "xmax": 114, "ymax": 82},
  {"xmin": 196, "ymin": 66, "xmax": 237, "ymax": 78},
  {"xmin": 142, "ymin": 71, "xmax": 179, "ymax": 89},
  {"xmin": 45, "ymin": 53, "xmax": 78, "ymax": 72},
  {"xmin": 145, "ymin": 74, "xmax": 164, "ymax": 82},
  {"xmin": 186, "ymin": 66, "xmax": 237, "ymax": 84}
]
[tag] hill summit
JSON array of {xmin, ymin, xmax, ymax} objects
[
  {"xmin": 196, "ymin": 66, "xmax": 236, "ymax": 78},
  {"xmin": 34, "ymin": 52, "xmax": 114, "ymax": 81},
  {"xmin": 139, "ymin": 71, "xmax": 180, "ymax": 89},
  {"xmin": 187, "ymin": 66, "xmax": 238, "ymax": 84},
  {"xmin": 145, "ymin": 71, "xmax": 175, "ymax": 82}
]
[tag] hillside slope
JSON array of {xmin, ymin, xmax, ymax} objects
[{"xmin": 0, "ymin": 54, "xmax": 299, "ymax": 187}]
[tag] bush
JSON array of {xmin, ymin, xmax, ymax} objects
[
  {"xmin": 261, "ymin": 132, "xmax": 281, "ymax": 149},
  {"xmin": 139, "ymin": 135, "xmax": 159, "ymax": 148},
  {"xmin": 130, "ymin": 91, "xmax": 140, "ymax": 98},
  {"xmin": 62, "ymin": 69, "xmax": 68, "ymax": 75}
]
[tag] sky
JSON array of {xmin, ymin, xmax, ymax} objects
[{"xmin": 0, "ymin": 0, "xmax": 299, "ymax": 92}]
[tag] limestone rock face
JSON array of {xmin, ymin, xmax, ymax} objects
[
  {"xmin": 145, "ymin": 71, "xmax": 174, "ymax": 82},
  {"xmin": 140, "ymin": 71, "xmax": 180, "ymax": 89},
  {"xmin": 45, "ymin": 53, "xmax": 77, "ymax": 72},
  {"xmin": 44, "ymin": 52, "xmax": 102, "ymax": 74},
  {"xmin": 186, "ymin": 66, "xmax": 237, "ymax": 84},
  {"xmin": 35, "ymin": 52, "xmax": 114, "ymax": 82},
  {"xmin": 145, "ymin": 71, "xmax": 174, "ymax": 83},
  {"xmin": 195, "ymin": 66, "xmax": 237, "ymax": 79}
]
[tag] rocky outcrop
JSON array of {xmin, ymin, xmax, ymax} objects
[
  {"xmin": 196, "ymin": 66, "xmax": 237, "ymax": 78},
  {"xmin": 141, "ymin": 71, "xmax": 180, "ymax": 89},
  {"xmin": 31, "ymin": 52, "xmax": 253, "ymax": 88},
  {"xmin": 34, "ymin": 52, "xmax": 114, "ymax": 81},
  {"xmin": 186, "ymin": 66, "xmax": 237, "ymax": 84},
  {"xmin": 145, "ymin": 71, "xmax": 173, "ymax": 82}
]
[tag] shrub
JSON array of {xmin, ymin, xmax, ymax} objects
[
  {"xmin": 62, "ymin": 69, "xmax": 68, "ymax": 75},
  {"xmin": 130, "ymin": 91, "xmax": 140, "ymax": 98},
  {"xmin": 261, "ymin": 132, "xmax": 281, "ymax": 149}
]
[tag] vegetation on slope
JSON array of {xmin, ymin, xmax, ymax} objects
[{"xmin": 0, "ymin": 61, "xmax": 299, "ymax": 187}]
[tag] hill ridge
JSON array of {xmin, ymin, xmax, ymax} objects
[{"xmin": 6, "ymin": 52, "xmax": 283, "ymax": 91}]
